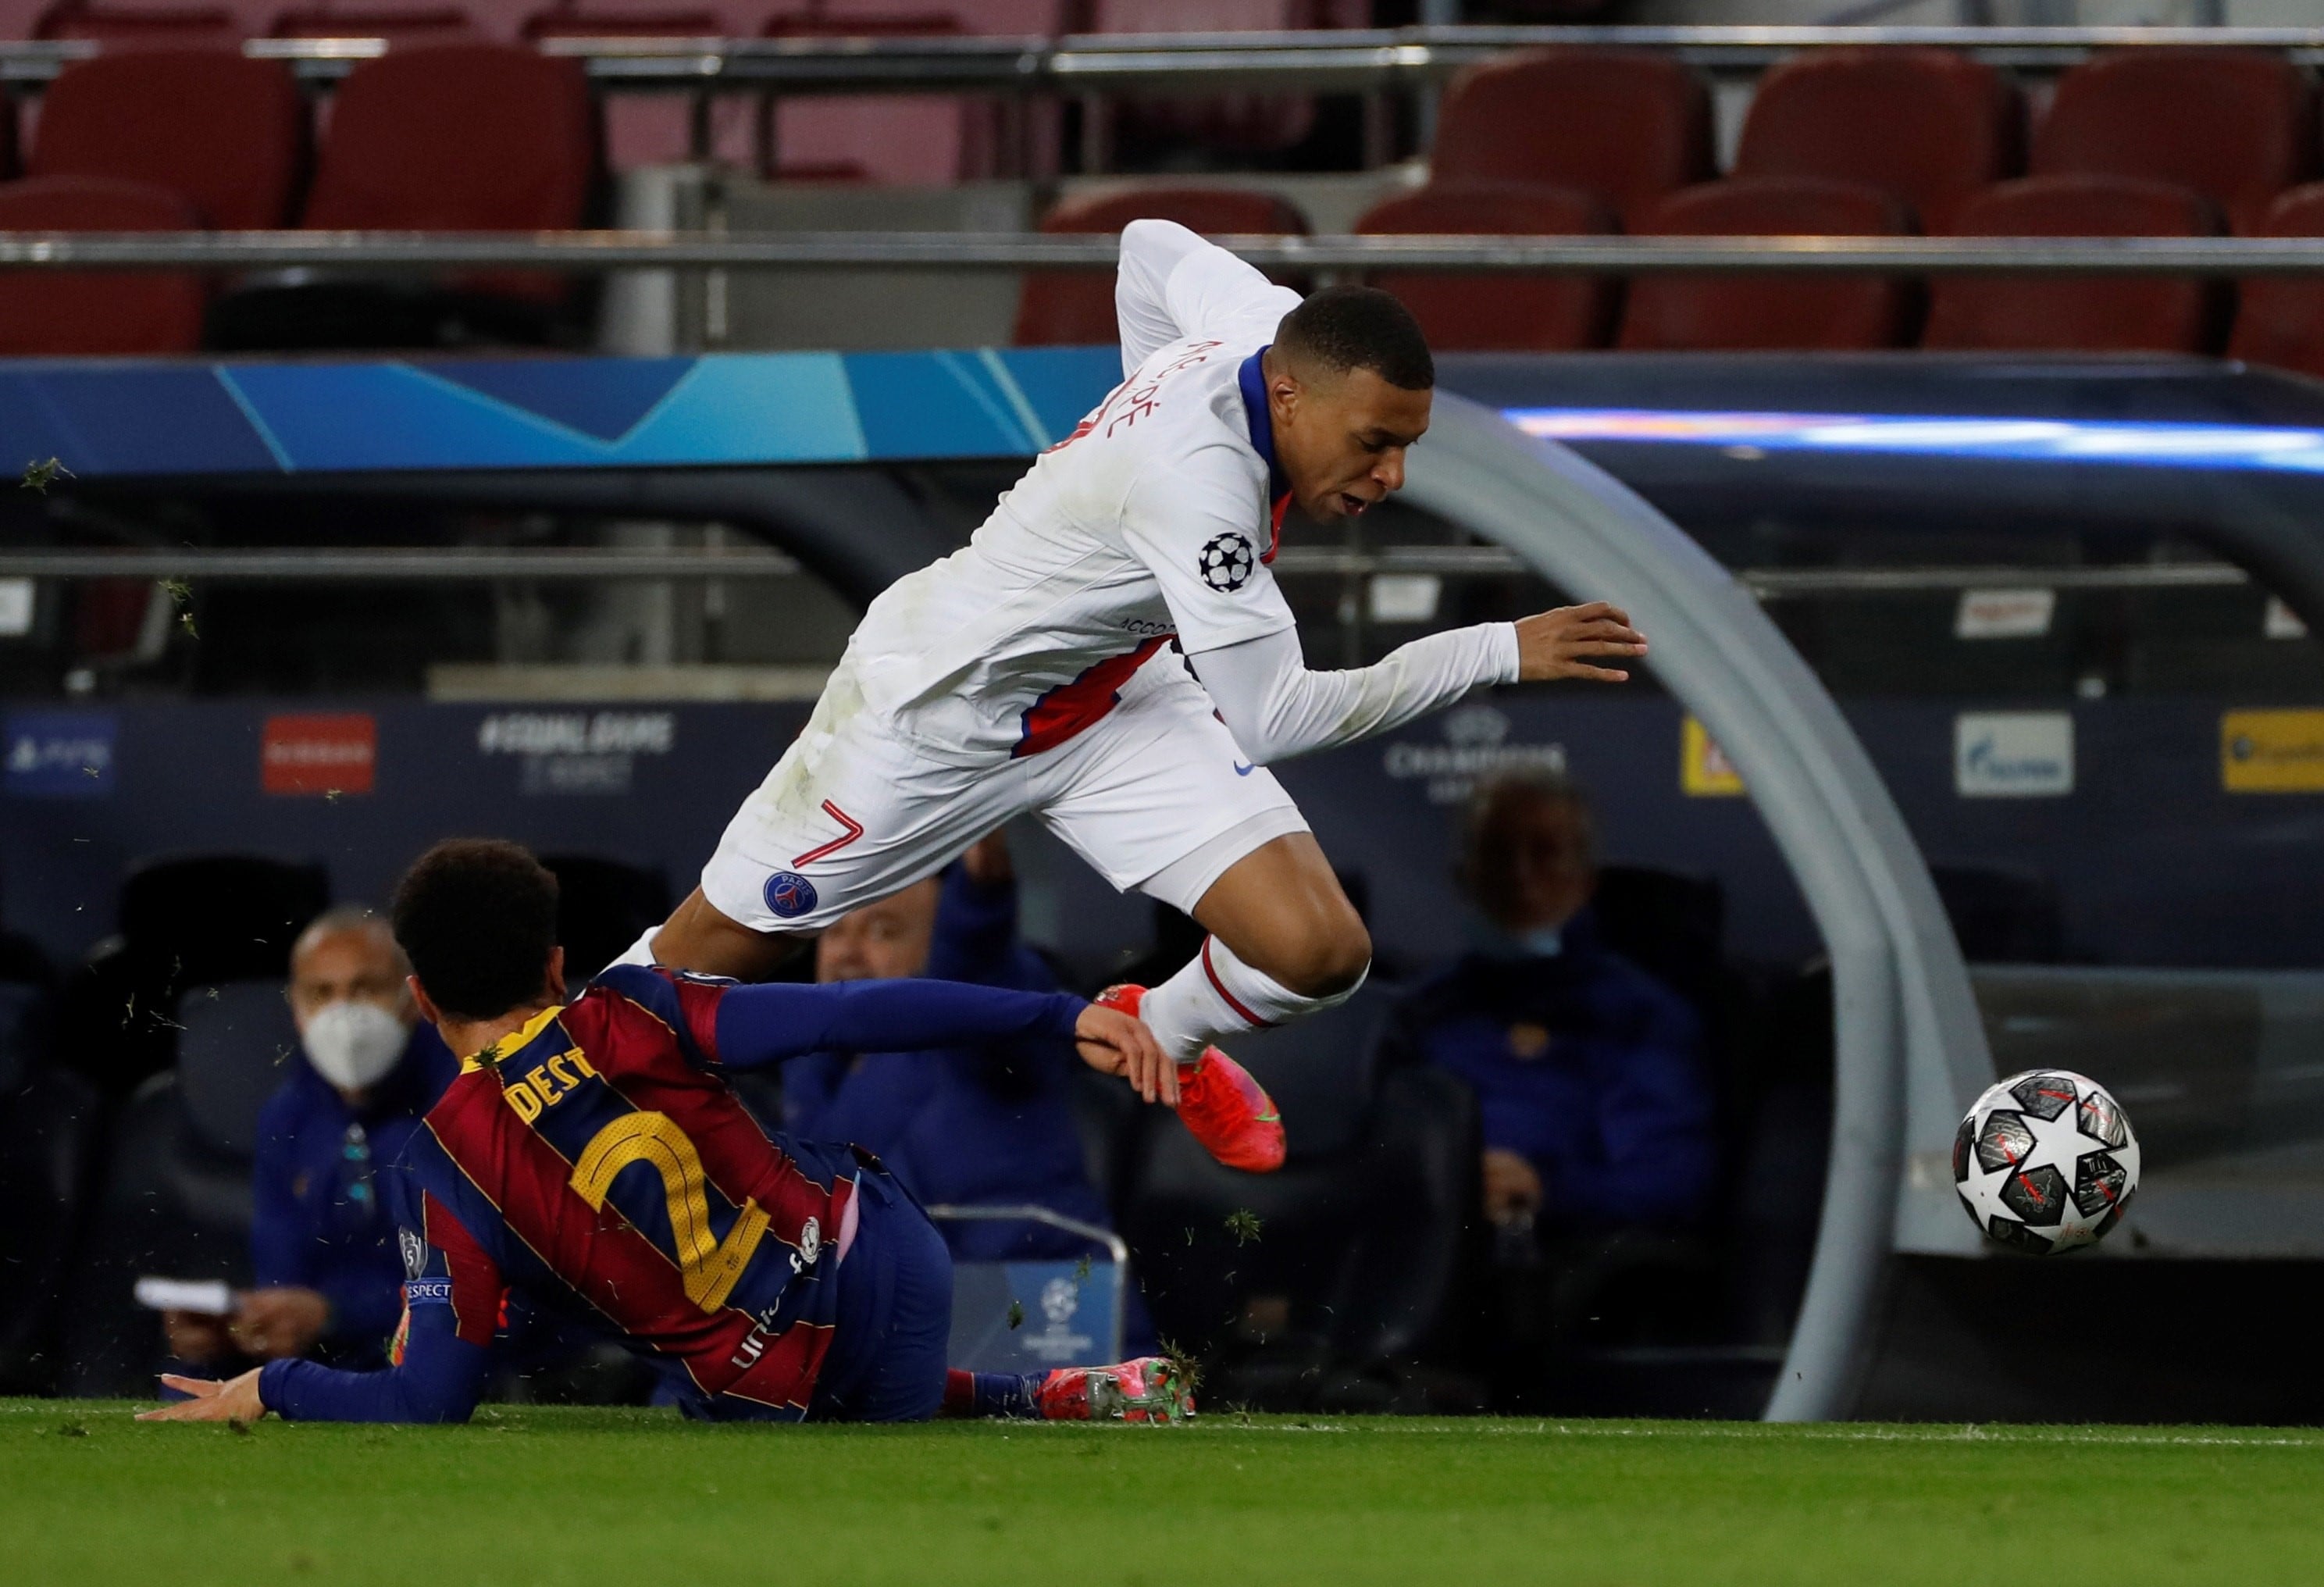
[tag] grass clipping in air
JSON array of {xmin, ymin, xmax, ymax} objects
[{"xmin": 5, "ymin": 1401, "xmax": 2323, "ymax": 1585}]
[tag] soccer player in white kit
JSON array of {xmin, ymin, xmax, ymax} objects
[{"xmin": 635, "ymin": 219, "xmax": 1649, "ymax": 1169}]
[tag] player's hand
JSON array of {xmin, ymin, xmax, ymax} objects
[
  {"xmin": 231, "ymin": 1286, "xmax": 330, "ymax": 1361},
  {"xmin": 138, "ymin": 1368, "xmax": 269, "ymax": 1424},
  {"xmin": 1513, "ymin": 601, "xmax": 1648, "ymax": 683},
  {"xmin": 1074, "ymin": 1003, "xmax": 1178, "ymax": 1107}
]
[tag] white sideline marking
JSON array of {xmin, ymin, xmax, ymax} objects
[{"xmin": 1201, "ymin": 1421, "xmax": 2324, "ymax": 1450}]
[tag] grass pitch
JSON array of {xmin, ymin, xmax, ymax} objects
[{"xmin": 6, "ymin": 1401, "xmax": 2322, "ymax": 1586}]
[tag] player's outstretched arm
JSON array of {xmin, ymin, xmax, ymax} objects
[
  {"xmin": 1188, "ymin": 601, "xmax": 1646, "ymax": 767},
  {"xmin": 711, "ymin": 980, "xmax": 1177, "ymax": 1103},
  {"xmin": 139, "ymin": 1300, "xmax": 489, "ymax": 1425}
]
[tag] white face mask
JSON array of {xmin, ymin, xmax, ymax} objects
[{"xmin": 302, "ymin": 1000, "xmax": 409, "ymax": 1092}]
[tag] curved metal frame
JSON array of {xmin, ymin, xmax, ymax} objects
[{"xmin": 1403, "ymin": 395, "xmax": 1993, "ymax": 1421}]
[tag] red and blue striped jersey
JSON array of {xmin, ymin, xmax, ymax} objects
[{"xmin": 258, "ymin": 963, "xmax": 1085, "ymax": 1423}]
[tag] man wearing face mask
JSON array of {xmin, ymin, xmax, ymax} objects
[
  {"xmin": 1378, "ymin": 771, "xmax": 1714, "ymax": 1247},
  {"xmin": 163, "ymin": 907, "xmax": 454, "ymax": 1370}
]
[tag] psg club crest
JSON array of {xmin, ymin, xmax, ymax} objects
[
  {"xmin": 764, "ymin": 870, "xmax": 819, "ymax": 919},
  {"xmin": 1197, "ymin": 532, "xmax": 1256, "ymax": 593}
]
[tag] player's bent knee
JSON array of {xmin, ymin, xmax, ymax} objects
[{"xmin": 1273, "ymin": 915, "xmax": 1372, "ymax": 1000}]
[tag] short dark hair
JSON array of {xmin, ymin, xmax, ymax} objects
[
  {"xmin": 1276, "ymin": 284, "xmax": 1434, "ymax": 391},
  {"xmin": 390, "ymin": 839, "xmax": 561, "ymax": 1022}
]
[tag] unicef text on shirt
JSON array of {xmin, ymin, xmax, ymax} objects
[{"xmin": 476, "ymin": 712, "xmax": 676, "ymax": 757}]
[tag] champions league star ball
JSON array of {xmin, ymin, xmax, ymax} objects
[{"xmin": 1953, "ymin": 1069, "xmax": 2140, "ymax": 1254}]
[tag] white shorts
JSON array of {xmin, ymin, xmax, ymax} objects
[{"xmin": 700, "ymin": 649, "xmax": 1308, "ymax": 933}]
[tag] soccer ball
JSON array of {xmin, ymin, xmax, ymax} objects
[{"xmin": 1952, "ymin": 1069, "xmax": 2140, "ymax": 1254}]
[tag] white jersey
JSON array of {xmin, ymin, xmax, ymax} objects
[{"xmin": 847, "ymin": 219, "xmax": 1303, "ymax": 766}]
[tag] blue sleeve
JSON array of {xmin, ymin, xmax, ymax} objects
[
  {"xmin": 255, "ymin": 1169, "xmax": 496, "ymax": 1423},
  {"xmin": 258, "ymin": 1295, "xmax": 488, "ymax": 1424},
  {"xmin": 711, "ymin": 978, "xmax": 1086, "ymax": 1071},
  {"xmin": 924, "ymin": 868, "xmax": 1057, "ymax": 993},
  {"xmin": 247, "ymin": 1089, "xmax": 308, "ymax": 1291},
  {"xmin": 1558, "ymin": 976, "xmax": 1717, "ymax": 1229}
]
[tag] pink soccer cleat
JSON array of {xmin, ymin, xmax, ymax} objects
[
  {"xmin": 1037, "ymin": 1357, "xmax": 1196, "ymax": 1424},
  {"xmin": 1096, "ymin": 983, "xmax": 1285, "ymax": 1173}
]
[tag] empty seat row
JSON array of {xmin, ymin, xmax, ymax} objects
[
  {"xmin": 1014, "ymin": 178, "xmax": 2324, "ymax": 376},
  {"xmin": 0, "ymin": 43, "xmax": 594, "ymax": 355}
]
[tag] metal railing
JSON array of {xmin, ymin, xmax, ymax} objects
[
  {"xmin": 3, "ymin": 230, "xmax": 2324, "ymax": 273},
  {"xmin": 7, "ymin": 24, "xmax": 2324, "ymax": 91}
]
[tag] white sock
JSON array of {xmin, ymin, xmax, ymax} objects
[
  {"xmin": 610, "ymin": 926, "xmax": 661, "ymax": 970},
  {"xmin": 1138, "ymin": 936, "xmax": 1368, "ymax": 1066}
]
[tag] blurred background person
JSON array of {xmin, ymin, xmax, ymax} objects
[
  {"xmin": 162, "ymin": 907, "xmax": 454, "ymax": 1372},
  {"xmin": 1380, "ymin": 769, "xmax": 1716, "ymax": 1393}
]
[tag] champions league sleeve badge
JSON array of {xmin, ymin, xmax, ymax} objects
[{"xmin": 1197, "ymin": 532, "xmax": 1256, "ymax": 593}]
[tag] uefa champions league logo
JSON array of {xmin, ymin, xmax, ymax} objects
[{"xmin": 1197, "ymin": 532, "xmax": 1256, "ymax": 593}]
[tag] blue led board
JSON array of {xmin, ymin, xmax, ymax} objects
[
  {"xmin": 0, "ymin": 347, "xmax": 1123, "ymax": 477},
  {"xmin": 1502, "ymin": 406, "xmax": 2324, "ymax": 475}
]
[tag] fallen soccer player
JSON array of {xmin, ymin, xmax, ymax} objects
[{"xmin": 140, "ymin": 838, "xmax": 1192, "ymax": 1427}]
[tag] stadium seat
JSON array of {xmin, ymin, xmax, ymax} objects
[
  {"xmin": 1014, "ymin": 184, "xmax": 1307, "ymax": 346},
  {"xmin": 299, "ymin": 41, "xmax": 592, "ymax": 241},
  {"xmin": 1923, "ymin": 175, "xmax": 2226, "ymax": 354},
  {"xmin": 0, "ymin": 975, "xmax": 100, "ymax": 1394},
  {"xmin": 30, "ymin": 50, "xmax": 307, "ymax": 230},
  {"xmin": 1083, "ymin": 0, "xmax": 1350, "ymax": 163},
  {"xmin": 2032, "ymin": 48, "xmax": 2319, "ymax": 235},
  {"xmin": 208, "ymin": 42, "xmax": 597, "ymax": 348},
  {"xmin": 56, "ymin": 979, "xmax": 296, "ymax": 1398},
  {"xmin": 0, "ymin": 177, "xmax": 207, "ymax": 355},
  {"xmin": 56, "ymin": 854, "xmax": 327, "ymax": 1097},
  {"xmin": 267, "ymin": 4, "xmax": 476, "ymax": 41},
  {"xmin": 33, "ymin": 0, "xmax": 240, "ymax": 45},
  {"xmin": 1731, "ymin": 46, "xmax": 2025, "ymax": 234},
  {"xmin": 537, "ymin": 852, "xmax": 671, "ymax": 983},
  {"xmin": 1428, "ymin": 48, "xmax": 1714, "ymax": 230},
  {"xmin": 522, "ymin": 6, "xmax": 725, "ymax": 172},
  {"xmin": 2228, "ymin": 183, "xmax": 2324, "ymax": 380},
  {"xmin": 1616, "ymin": 177, "xmax": 1916, "ymax": 353},
  {"xmin": 1353, "ymin": 180, "xmax": 1617, "ymax": 352}
]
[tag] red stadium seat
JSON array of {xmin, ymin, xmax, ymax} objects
[
  {"xmin": 2032, "ymin": 49, "xmax": 2318, "ymax": 236},
  {"xmin": 1430, "ymin": 48, "xmax": 1713, "ymax": 230},
  {"xmin": 1616, "ymin": 177, "xmax": 1914, "ymax": 352},
  {"xmin": 1923, "ymin": 175, "xmax": 2225, "ymax": 354},
  {"xmin": 32, "ymin": 2, "xmax": 239, "ymax": 46},
  {"xmin": 1085, "ymin": 1, "xmax": 1346, "ymax": 159},
  {"xmin": 1732, "ymin": 46, "xmax": 2024, "ymax": 234},
  {"xmin": 0, "ymin": 177, "xmax": 206, "ymax": 355},
  {"xmin": 267, "ymin": 5, "xmax": 475, "ymax": 41},
  {"xmin": 30, "ymin": 50, "xmax": 305, "ymax": 230},
  {"xmin": 2227, "ymin": 184, "xmax": 2324, "ymax": 380},
  {"xmin": 300, "ymin": 42, "xmax": 595, "ymax": 287},
  {"xmin": 1014, "ymin": 186, "xmax": 1307, "ymax": 347},
  {"xmin": 1353, "ymin": 181, "xmax": 1616, "ymax": 352}
]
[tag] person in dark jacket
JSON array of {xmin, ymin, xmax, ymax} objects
[
  {"xmin": 165, "ymin": 908, "xmax": 454, "ymax": 1371},
  {"xmin": 1381, "ymin": 771, "xmax": 1715, "ymax": 1241},
  {"xmin": 782, "ymin": 832, "xmax": 1117, "ymax": 1264}
]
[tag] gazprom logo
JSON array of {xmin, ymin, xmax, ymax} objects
[{"xmin": 1955, "ymin": 711, "xmax": 2074, "ymax": 798}]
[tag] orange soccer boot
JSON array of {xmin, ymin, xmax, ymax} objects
[
  {"xmin": 1036, "ymin": 1357, "xmax": 1197, "ymax": 1424},
  {"xmin": 1096, "ymin": 983, "xmax": 1285, "ymax": 1173}
]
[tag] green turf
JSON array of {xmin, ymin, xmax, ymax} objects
[{"xmin": 5, "ymin": 1400, "xmax": 2322, "ymax": 1586}]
